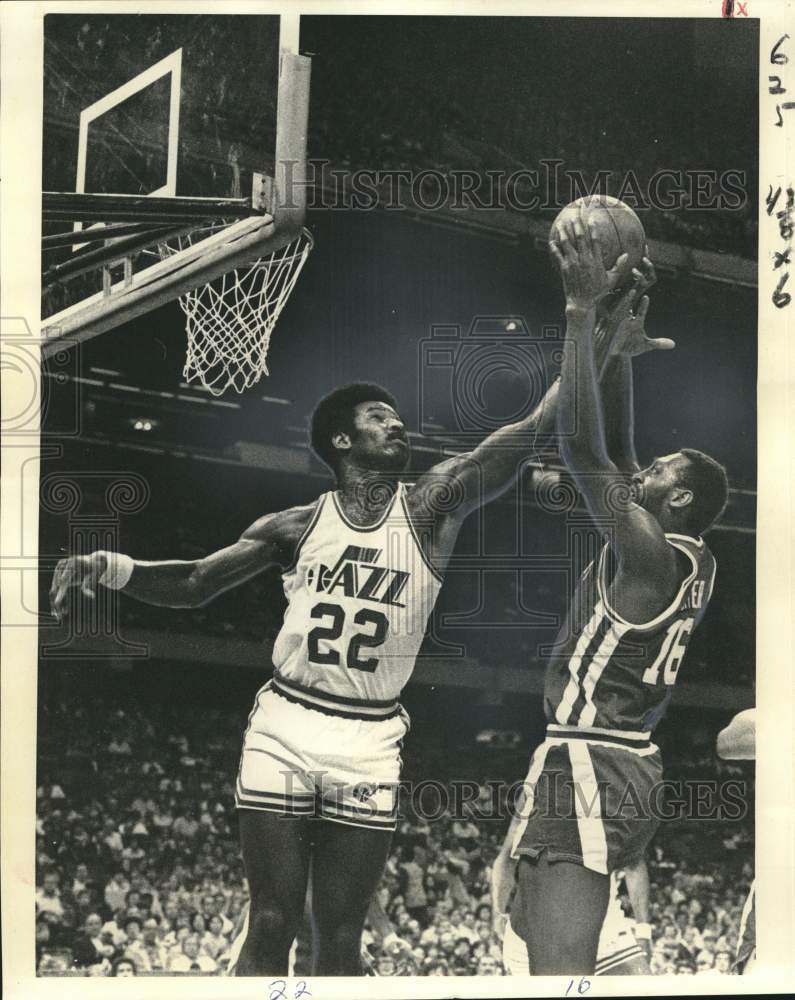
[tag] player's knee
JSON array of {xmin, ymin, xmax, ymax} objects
[
  {"xmin": 247, "ymin": 902, "xmax": 299, "ymax": 947},
  {"xmin": 537, "ymin": 922, "xmax": 600, "ymax": 974}
]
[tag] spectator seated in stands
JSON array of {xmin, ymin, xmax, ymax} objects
[
  {"xmin": 202, "ymin": 914, "xmax": 231, "ymax": 960},
  {"xmin": 111, "ymin": 956, "xmax": 137, "ymax": 976},
  {"xmin": 36, "ymin": 872, "xmax": 64, "ymax": 920},
  {"xmin": 70, "ymin": 913, "xmax": 116, "ymax": 969},
  {"xmin": 169, "ymin": 934, "xmax": 218, "ymax": 973}
]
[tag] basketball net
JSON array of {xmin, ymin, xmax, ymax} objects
[{"xmin": 158, "ymin": 226, "xmax": 313, "ymax": 396}]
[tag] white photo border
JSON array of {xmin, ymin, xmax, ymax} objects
[{"xmin": 2, "ymin": 1, "xmax": 792, "ymax": 997}]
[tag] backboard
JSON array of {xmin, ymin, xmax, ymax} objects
[
  {"xmin": 41, "ymin": 12, "xmax": 310, "ymax": 371},
  {"xmin": 43, "ymin": 14, "xmax": 293, "ymax": 202}
]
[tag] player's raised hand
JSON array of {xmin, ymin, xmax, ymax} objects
[
  {"xmin": 49, "ymin": 552, "xmax": 108, "ymax": 620},
  {"xmin": 594, "ymin": 249, "xmax": 660, "ymax": 353},
  {"xmin": 634, "ymin": 248, "xmax": 657, "ymax": 297},
  {"xmin": 549, "ymin": 211, "xmax": 628, "ymax": 312},
  {"xmin": 610, "ymin": 276, "xmax": 675, "ymax": 358}
]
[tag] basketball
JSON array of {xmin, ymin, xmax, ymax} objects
[{"xmin": 550, "ymin": 195, "xmax": 645, "ymax": 287}]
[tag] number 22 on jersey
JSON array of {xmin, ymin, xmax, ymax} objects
[{"xmin": 307, "ymin": 602, "xmax": 389, "ymax": 673}]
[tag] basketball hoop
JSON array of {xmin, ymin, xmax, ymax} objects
[
  {"xmin": 157, "ymin": 225, "xmax": 313, "ymax": 395},
  {"xmin": 40, "ymin": 38, "xmax": 313, "ymax": 376}
]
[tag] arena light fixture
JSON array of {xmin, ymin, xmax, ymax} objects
[{"xmin": 130, "ymin": 417, "xmax": 158, "ymax": 432}]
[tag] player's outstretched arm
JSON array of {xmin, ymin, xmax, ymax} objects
[
  {"xmin": 423, "ymin": 381, "xmax": 561, "ymax": 518},
  {"xmin": 49, "ymin": 505, "xmax": 313, "ymax": 619},
  {"xmin": 408, "ymin": 297, "xmax": 631, "ymax": 530},
  {"xmin": 599, "ymin": 255, "xmax": 674, "ymax": 475},
  {"xmin": 600, "ymin": 353, "xmax": 639, "ymax": 475},
  {"xmin": 553, "ymin": 217, "xmax": 677, "ymax": 593},
  {"xmin": 716, "ymin": 708, "xmax": 756, "ymax": 760}
]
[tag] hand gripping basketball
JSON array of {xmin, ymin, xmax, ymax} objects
[{"xmin": 549, "ymin": 210, "xmax": 629, "ymax": 312}]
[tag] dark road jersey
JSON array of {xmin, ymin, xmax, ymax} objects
[{"xmin": 544, "ymin": 533, "xmax": 716, "ymax": 736}]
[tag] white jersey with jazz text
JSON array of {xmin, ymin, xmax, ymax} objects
[{"xmin": 271, "ymin": 483, "xmax": 442, "ymax": 703}]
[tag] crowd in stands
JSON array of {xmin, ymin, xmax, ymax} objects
[{"xmin": 35, "ymin": 681, "xmax": 754, "ymax": 977}]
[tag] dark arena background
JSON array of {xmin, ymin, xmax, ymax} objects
[{"xmin": 37, "ymin": 14, "xmax": 756, "ymax": 978}]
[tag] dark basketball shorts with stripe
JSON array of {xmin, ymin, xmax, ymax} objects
[
  {"xmin": 235, "ymin": 675, "xmax": 409, "ymax": 831},
  {"xmin": 511, "ymin": 726, "xmax": 663, "ymax": 874}
]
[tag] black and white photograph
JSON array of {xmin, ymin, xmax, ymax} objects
[{"xmin": 1, "ymin": 2, "xmax": 793, "ymax": 997}]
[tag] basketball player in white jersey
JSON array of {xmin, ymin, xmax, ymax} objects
[
  {"xmin": 48, "ymin": 378, "xmax": 560, "ymax": 974},
  {"xmin": 50, "ymin": 254, "xmax": 647, "ymax": 975}
]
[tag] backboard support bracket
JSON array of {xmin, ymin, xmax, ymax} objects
[{"xmin": 252, "ymin": 173, "xmax": 273, "ymax": 215}]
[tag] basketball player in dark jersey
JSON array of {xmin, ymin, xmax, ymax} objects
[{"xmin": 508, "ymin": 211, "xmax": 730, "ymax": 974}]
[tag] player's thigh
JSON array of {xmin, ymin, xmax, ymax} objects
[
  {"xmin": 237, "ymin": 808, "xmax": 312, "ymax": 916},
  {"xmin": 512, "ymin": 853, "xmax": 609, "ymax": 970},
  {"xmin": 310, "ymin": 818, "xmax": 394, "ymax": 927}
]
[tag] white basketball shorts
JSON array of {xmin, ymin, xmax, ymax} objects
[{"xmin": 234, "ymin": 679, "xmax": 409, "ymax": 831}]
